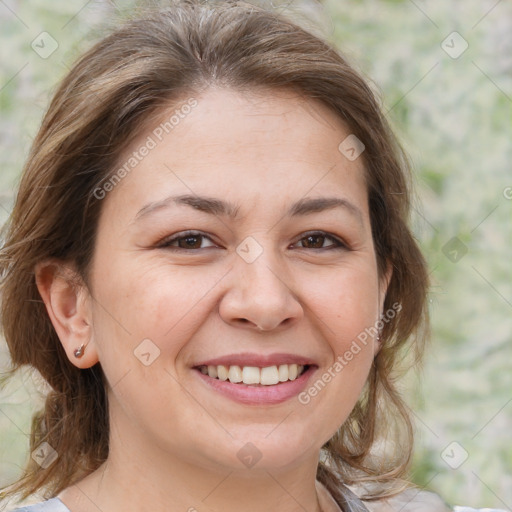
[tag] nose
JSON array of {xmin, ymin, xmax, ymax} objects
[{"xmin": 218, "ymin": 250, "xmax": 304, "ymax": 332}]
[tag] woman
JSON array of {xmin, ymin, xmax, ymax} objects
[{"xmin": 0, "ymin": 1, "xmax": 502, "ymax": 511}]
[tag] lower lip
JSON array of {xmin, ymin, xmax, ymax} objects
[{"xmin": 193, "ymin": 366, "xmax": 317, "ymax": 405}]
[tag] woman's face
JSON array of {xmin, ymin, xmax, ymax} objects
[{"xmin": 84, "ymin": 87, "xmax": 389, "ymax": 473}]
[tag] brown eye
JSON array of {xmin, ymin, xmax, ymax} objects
[
  {"xmin": 177, "ymin": 235, "xmax": 203, "ymax": 249},
  {"xmin": 159, "ymin": 231, "xmax": 217, "ymax": 250},
  {"xmin": 295, "ymin": 232, "xmax": 346, "ymax": 250},
  {"xmin": 301, "ymin": 235, "xmax": 328, "ymax": 249}
]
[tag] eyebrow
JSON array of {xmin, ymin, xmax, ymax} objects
[{"xmin": 134, "ymin": 194, "xmax": 364, "ymax": 225}]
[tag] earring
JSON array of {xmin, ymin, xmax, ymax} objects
[{"xmin": 74, "ymin": 343, "xmax": 86, "ymax": 358}]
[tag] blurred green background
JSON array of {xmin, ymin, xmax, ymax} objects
[{"xmin": 0, "ymin": 0, "xmax": 511, "ymax": 509}]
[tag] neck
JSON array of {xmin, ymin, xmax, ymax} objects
[{"xmin": 59, "ymin": 422, "xmax": 324, "ymax": 512}]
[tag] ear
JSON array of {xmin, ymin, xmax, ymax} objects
[
  {"xmin": 35, "ymin": 260, "xmax": 98, "ymax": 369},
  {"xmin": 374, "ymin": 260, "xmax": 393, "ymax": 357}
]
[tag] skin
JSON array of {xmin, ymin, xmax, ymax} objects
[{"xmin": 36, "ymin": 87, "xmax": 391, "ymax": 512}]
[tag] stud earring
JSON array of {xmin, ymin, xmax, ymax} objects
[{"xmin": 74, "ymin": 343, "xmax": 86, "ymax": 358}]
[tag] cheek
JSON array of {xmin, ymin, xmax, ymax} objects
[
  {"xmin": 308, "ymin": 261, "xmax": 381, "ymax": 342},
  {"xmin": 297, "ymin": 264, "xmax": 379, "ymax": 423},
  {"xmin": 88, "ymin": 257, "xmax": 234, "ymax": 401},
  {"xmin": 91, "ymin": 257, "xmax": 217, "ymax": 343},
  {"xmin": 299, "ymin": 331, "xmax": 375, "ymax": 444},
  {"xmin": 89, "ymin": 261, "xmax": 210, "ymax": 438}
]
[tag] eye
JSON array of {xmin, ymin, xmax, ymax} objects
[
  {"xmin": 157, "ymin": 230, "xmax": 348, "ymax": 252},
  {"xmin": 158, "ymin": 231, "xmax": 217, "ymax": 250},
  {"xmin": 294, "ymin": 231, "xmax": 347, "ymax": 250}
]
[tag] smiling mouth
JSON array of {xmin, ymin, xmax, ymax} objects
[{"xmin": 195, "ymin": 364, "xmax": 309, "ymax": 386}]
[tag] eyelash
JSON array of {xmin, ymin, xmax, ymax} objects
[{"xmin": 157, "ymin": 230, "xmax": 348, "ymax": 252}]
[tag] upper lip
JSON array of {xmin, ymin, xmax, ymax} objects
[{"xmin": 193, "ymin": 352, "xmax": 317, "ymax": 368}]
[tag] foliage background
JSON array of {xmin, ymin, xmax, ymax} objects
[{"xmin": 0, "ymin": 0, "xmax": 511, "ymax": 509}]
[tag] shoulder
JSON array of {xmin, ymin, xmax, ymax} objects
[
  {"xmin": 9, "ymin": 497, "xmax": 70, "ymax": 512},
  {"xmin": 363, "ymin": 488, "xmax": 451, "ymax": 512},
  {"xmin": 362, "ymin": 488, "xmax": 508, "ymax": 512},
  {"xmin": 452, "ymin": 508, "xmax": 508, "ymax": 512}
]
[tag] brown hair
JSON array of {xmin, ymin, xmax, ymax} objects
[{"xmin": 0, "ymin": 0, "xmax": 429, "ymax": 508}]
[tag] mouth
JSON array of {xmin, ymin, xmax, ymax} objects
[
  {"xmin": 192, "ymin": 357, "xmax": 318, "ymax": 405},
  {"xmin": 195, "ymin": 363, "xmax": 310, "ymax": 386}
]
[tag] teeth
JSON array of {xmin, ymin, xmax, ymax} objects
[
  {"xmin": 260, "ymin": 366, "xmax": 279, "ymax": 385},
  {"xmin": 278, "ymin": 364, "xmax": 289, "ymax": 382},
  {"xmin": 199, "ymin": 363, "xmax": 307, "ymax": 385},
  {"xmin": 217, "ymin": 365, "xmax": 229, "ymax": 381},
  {"xmin": 228, "ymin": 365, "xmax": 242, "ymax": 383},
  {"xmin": 242, "ymin": 366, "xmax": 260, "ymax": 385}
]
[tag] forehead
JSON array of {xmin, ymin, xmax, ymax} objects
[{"xmin": 101, "ymin": 87, "xmax": 369, "ymax": 223}]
